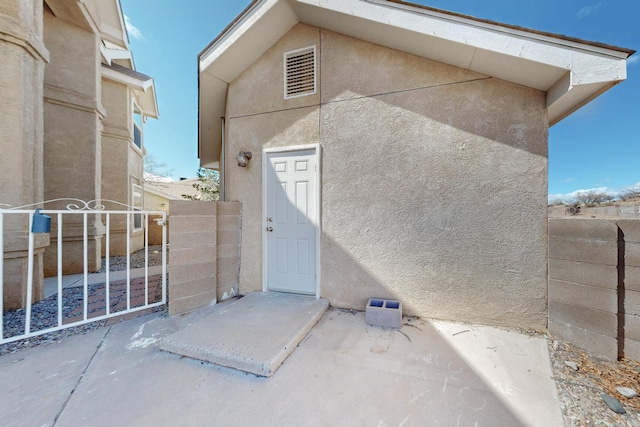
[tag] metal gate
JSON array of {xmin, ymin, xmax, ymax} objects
[{"xmin": 0, "ymin": 199, "xmax": 167, "ymax": 344}]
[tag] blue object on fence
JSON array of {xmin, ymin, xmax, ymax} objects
[{"xmin": 31, "ymin": 208, "xmax": 51, "ymax": 233}]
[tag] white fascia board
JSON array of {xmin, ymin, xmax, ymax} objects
[
  {"xmin": 100, "ymin": 44, "xmax": 133, "ymax": 66},
  {"xmin": 199, "ymin": 0, "xmax": 274, "ymax": 72},
  {"xmin": 547, "ymin": 54, "xmax": 627, "ymax": 109},
  {"xmin": 134, "ymin": 84, "xmax": 159, "ymax": 119},
  {"xmin": 363, "ymin": 0, "xmax": 629, "ymax": 61},
  {"xmin": 102, "ymin": 66, "xmax": 153, "ymax": 91},
  {"xmin": 297, "ymin": 0, "xmax": 626, "ymax": 77},
  {"xmin": 199, "ymin": 0, "xmax": 298, "ymax": 77}
]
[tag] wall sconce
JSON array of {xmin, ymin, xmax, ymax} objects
[{"xmin": 237, "ymin": 149, "xmax": 252, "ymax": 167}]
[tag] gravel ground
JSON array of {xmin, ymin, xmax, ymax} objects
[
  {"xmin": 98, "ymin": 245, "xmax": 165, "ymax": 272},
  {"xmin": 0, "ymin": 246, "xmax": 167, "ymax": 356}
]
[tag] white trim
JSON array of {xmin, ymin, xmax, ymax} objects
[
  {"xmin": 364, "ymin": 0, "xmax": 630, "ymax": 59},
  {"xmin": 262, "ymin": 143, "xmax": 321, "ymax": 298},
  {"xmin": 131, "ymin": 183, "xmax": 144, "ymax": 232}
]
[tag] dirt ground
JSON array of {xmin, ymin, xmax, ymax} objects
[{"xmin": 547, "ymin": 334, "xmax": 640, "ymax": 426}]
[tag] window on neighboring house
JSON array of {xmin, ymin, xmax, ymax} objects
[
  {"xmin": 132, "ymin": 183, "xmax": 143, "ymax": 231},
  {"xmin": 133, "ymin": 106, "xmax": 143, "ymax": 150},
  {"xmin": 284, "ymin": 46, "xmax": 316, "ymax": 99}
]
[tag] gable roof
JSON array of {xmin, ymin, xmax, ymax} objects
[
  {"xmin": 198, "ymin": 0, "xmax": 634, "ymax": 169},
  {"xmin": 102, "ymin": 62, "xmax": 159, "ymax": 119},
  {"xmin": 144, "ymin": 178, "xmax": 200, "ymax": 200}
]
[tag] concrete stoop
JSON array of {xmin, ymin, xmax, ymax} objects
[{"xmin": 158, "ymin": 292, "xmax": 329, "ymax": 377}]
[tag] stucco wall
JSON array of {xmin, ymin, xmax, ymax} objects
[
  {"xmin": 225, "ymin": 24, "xmax": 548, "ymax": 328},
  {"xmin": 101, "ymin": 78, "xmax": 144, "ymax": 255},
  {"xmin": 1, "ymin": 1, "xmax": 48, "ymax": 308},
  {"xmin": 41, "ymin": 8, "xmax": 104, "ymax": 275}
]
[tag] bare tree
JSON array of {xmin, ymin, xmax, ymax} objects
[
  {"xmin": 620, "ymin": 189, "xmax": 640, "ymax": 201},
  {"xmin": 573, "ymin": 191, "xmax": 610, "ymax": 206},
  {"xmin": 144, "ymin": 153, "xmax": 173, "ymax": 179}
]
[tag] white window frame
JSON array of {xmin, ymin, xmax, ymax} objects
[
  {"xmin": 132, "ymin": 100, "xmax": 143, "ymax": 153},
  {"xmin": 132, "ymin": 183, "xmax": 143, "ymax": 231}
]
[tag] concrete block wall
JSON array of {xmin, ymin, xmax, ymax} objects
[
  {"xmin": 549, "ymin": 219, "xmax": 620, "ymax": 359},
  {"xmin": 549, "ymin": 218, "xmax": 640, "ymax": 361},
  {"xmin": 619, "ymin": 220, "xmax": 640, "ymax": 360},
  {"xmin": 216, "ymin": 202, "xmax": 241, "ymax": 302},
  {"xmin": 168, "ymin": 201, "xmax": 218, "ymax": 315},
  {"xmin": 167, "ymin": 201, "xmax": 242, "ymax": 316}
]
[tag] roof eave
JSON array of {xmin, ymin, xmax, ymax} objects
[{"xmin": 198, "ymin": 0, "xmax": 633, "ymax": 166}]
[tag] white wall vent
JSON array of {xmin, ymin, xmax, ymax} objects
[{"xmin": 284, "ymin": 46, "xmax": 316, "ymax": 99}]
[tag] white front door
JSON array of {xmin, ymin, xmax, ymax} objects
[{"xmin": 264, "ymin": 149, "xmax": 318, "ymax": 295}]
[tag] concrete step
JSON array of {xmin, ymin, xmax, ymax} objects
[{"xmin": 158, "ymin": 291, "xmax": 329, "ymax": 377}]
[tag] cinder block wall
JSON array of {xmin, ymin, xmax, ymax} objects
[
  {"xmin": 216, "ymin": 202, "xmax": 242, "ymax": 301},
  {"xmin": 167, "ymin": 201, "xmax": 242, "ymax": 316},
  {"xmin": 168, "ymin": 201, "xmax": 218, "ymax": 315},
  {"xmin": 619, "ymin": 220, "xmax": 640, "ymax": 360},
  {"xmin": 549, "ymin": 218, "xmax": 640, "ymax": 361},
  {"xmin": 549, "ymin": 219, "xmax": 620, "ymax": 359}
]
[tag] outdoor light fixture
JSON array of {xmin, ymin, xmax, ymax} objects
[{"xmin": 237, "ymin": 149, "xmax": 252, "ymax": 167}]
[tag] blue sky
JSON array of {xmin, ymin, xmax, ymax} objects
[{"xmin": 121, "ymin": 0, "xmax": 639, "ymax": 200}]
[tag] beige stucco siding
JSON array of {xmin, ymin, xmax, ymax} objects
[{"xmin": 225, "ymin": 24, "xmax": 548, "ymax": 328}]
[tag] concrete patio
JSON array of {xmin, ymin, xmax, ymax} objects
[{"xmin": 0, "ymin": 294, "xmax": 564, "ymax": 427}]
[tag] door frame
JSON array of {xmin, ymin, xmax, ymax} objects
[{"xmin": 262, "ymin": 143, "xmax": 321, "ymax": 298}]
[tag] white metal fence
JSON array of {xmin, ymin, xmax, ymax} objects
[{"xmin": 1, "ymin": 199, "xmax": 167, "ymax": 344}]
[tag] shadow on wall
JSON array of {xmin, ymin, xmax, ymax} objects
[{"xmin": 227, "ymin": 33, "xmax": 549, "ymax": 329}]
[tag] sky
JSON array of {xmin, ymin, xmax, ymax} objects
[{"xmin": 121, "ymin": 0, "xmax": 639, "ymax": 201}]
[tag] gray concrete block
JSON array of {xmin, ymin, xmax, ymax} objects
[
  {"xmin": 625, "ymin": 314, "xmax": 640, "ymax": 342},
  {"xmin": 548, "ymin": 238, "xmax": 617, "ymax": 266},
  {"xmin": 169, "ymin": 200, "xmax": 217, "ymax": 216},
  {"xmin": 217, "ymin": 215, "xmax": 241, "ymax": 231},
  {"xmin": 625, "ymin": 242, "xmax": 640, "ymax": 268},
  {"xmin": 365, "ymin": 298, "xmax": 402, "ymax": 328},
  {"xmin": 170, "ymin": 216, "xmax": 216, "ymax": 234},
  {"xmin": 624, "ymin": 338, "xmax": 640, "ymax": 362},
  {"xmin": 548, "ymin": 218, "xmax": 619, "ymax": 241},
  {"xmin": 618, "ymin": 220, "xmax": 640, "ymax": 244},
  {"xmin": 627, "ymin": 266, "xmax": 640, "ymax": 292},
  {"xmin": 548, "ymin": 258, "xmax": 617, "ymax": 289},
  {"xmin": 549, "ymin": 279, "xmax": 617, "ymax": 313},
  {"xmin": 169, "ymin": 231, "xmax": 216, "ymax": 249},
  {"xmin": 625, "ymin": 290, "xmax": 640, "ymax": 317},
  {"xmin": 171, "ymin": 247, "xmax": 217, "ymax": 267},
  {"xmin": 549, "ymin": 319, "xmax": 618, "ymax": 360},
  {"xmin": 217, "ymin": 258, "xmax": 240, "ymax": 287},
  {"xmin": 170, "ymin": 277, "xmax": 217, "ymax": 300},
  {"xmin": 216, "ymin": 201, "xmax": 242, "ymax": 215},
  {"xmin": 217, "ymin": 229, "xmax": 241, "ymax": 245},
  {"xmin": 169, "ymin": 290, "xmax": 217, "ymax": 316},
  {"xmin": 217, "ymin": 242, "xmax": 240, "ymax": 259},
  {"xmin": 549, "ymin": 299, "xmax": 617, "ymax": 338},
  {"xmin": 169, "ymin": 262, "xmax": 216, "ymax": 285}
]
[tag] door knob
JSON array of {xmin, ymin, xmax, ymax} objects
[{"xmin": 266, "ymin": 226, "xmax": 273, "ymax": 232}]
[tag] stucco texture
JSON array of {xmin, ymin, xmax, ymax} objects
[{"xmin": 225, "ymin": 24, "xmax": 548, "ymax": 328}]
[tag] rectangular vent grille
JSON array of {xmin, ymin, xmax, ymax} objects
[{"xmin": 284, "ymin": 46, "xmax": 316, "ymax": 99}]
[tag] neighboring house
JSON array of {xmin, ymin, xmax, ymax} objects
[
  {"xmin": 0, "ymin": 0, "xmax": 157, "ymax": 309},
  {"xmin": 198, "ymin": 0, "xmax": 634, "ymax": 328},
  {"xmin": 144, "ymin": 177, "xmax": 200, "ymax": 245}
]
